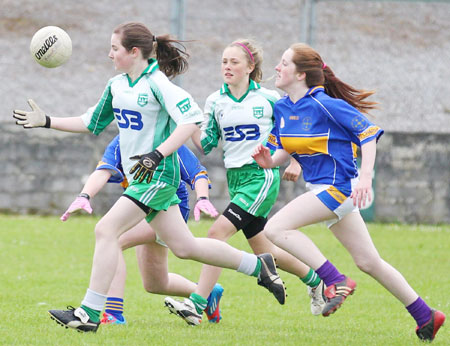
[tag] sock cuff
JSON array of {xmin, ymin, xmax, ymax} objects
[
  {"xmin": 237, "ymin": 251, "xmax": 258, "ymax": 276},
  {"xmin": 81, "ymin": 288, "xmax": 107, "ymax": 311}
]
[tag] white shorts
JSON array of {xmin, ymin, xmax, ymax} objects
[{"xmin": 306, "ymin": 178, "xmax": 360, "ymax": 228}]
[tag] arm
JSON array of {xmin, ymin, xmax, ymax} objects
[
  {"xmin": 252, "ymin": 144, "xmax": 291, "ymax": 168},
  {"xmin": 60, "ymin": 169, "xmax": 112, "ymax": 221},
  {"xmin": 13, "ymin": 99, "xmax": 90, "ymax": 133},
  {"xmin": 129, "ymin": 123, "xmax": 200, "ymax": 184},
  {"xmin": 282, "ymin": 157, "xmax": 302, "ymax": 182},
  {"xmin": 157, "ymin": 123, "xmax": 200, "ymax": 157},
  {"xmin": 191, "ymin": 127, "xmax": 204, "ymax": 154},
  {"xmin": 351, "ymin": 139, "xmax": 376, "ymax": 208},
  {"xmin": 193, "ymin": 177, "xmax": 219, "ymax": 221}
]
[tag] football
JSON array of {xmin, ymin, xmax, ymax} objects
[{"xmin": 30, "ymin": 26, "xmax": 72, "ymax": 68}]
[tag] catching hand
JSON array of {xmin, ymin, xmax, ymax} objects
[
  {"xmin": 60, "ymin": 196, "xmax": 93, "ymax": 221},
  {"xmin": 129, "ymin": 149, "xmax": 164, "ymax": 183},
  {"xmin": 252, "ymin": 144, "xmax": 273, "ymax": 168},
  {"xmin": 194, "ymin": 198, "xmax": 219, "ymax": 221},
  {"xmin": 13, "ymin": 99, "xmax": 50, "ymax": 128}
]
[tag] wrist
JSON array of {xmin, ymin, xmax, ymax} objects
[
  {"xmin": 154, "ymin": 149, "xmax": 164, "ymax": 160},
  {"xmin": 78, "ymin": 193, "xmax": 90, "ymax": 200},
  {"xmin": 44, "ymin": 115, "xmax": 51, "ymax": 128},
  {"xmin": 197, "ymin": 196, "xmax": 208, "ymax": 202}
]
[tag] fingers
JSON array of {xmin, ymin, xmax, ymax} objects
[
  {"xmin": 60, "ymin": 212, "xmax": 70, "ymax": 221},
  {"xmin": 129, "ymin": 155, "xmax": 141, "ymax": 161},
  {"xmin": 129, "ymin": 162, "xmax": 140, "ymax": 174},
  {"xmin": 194, "ymin": 207, "xmax": 201, "ymax": 221},
  {"xmin": 27, "ymin": 99, "xmax": 38, "ymax": 111},
  {"xmin": 13, "ymin": 110, "xmax": 27, "ymax": 119}
]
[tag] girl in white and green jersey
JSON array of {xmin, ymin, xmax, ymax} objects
[
  {"xmin": 165, "ymin": 39, "xmax": 326, "ymax": 326},
  {"xmin": 13, "ymin": 23, "xmax": 284, "ymax": 333}
]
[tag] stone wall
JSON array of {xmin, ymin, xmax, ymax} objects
[{"xmin": 1, "ymin": 123, "xmax": 448, "ymax": 224}]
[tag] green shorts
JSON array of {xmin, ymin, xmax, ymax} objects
[
  {"xmin": 123, "ymin": 179, "xmax": 180, "ymax": 223},
  {"xmin": 227, "ymin": 164, "xmax": 280, "ymax": 218}
]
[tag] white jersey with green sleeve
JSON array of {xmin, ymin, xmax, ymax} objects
[
  {"xmin": 81, "ymin": 58, "xmax": 203, "ymax": 187},
  {"xmin": 200, "ymin": 80, "xmax": 280, "ymax": 168}
]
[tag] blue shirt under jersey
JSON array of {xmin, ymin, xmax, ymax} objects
[{"xmin": 96, "ymin": 135, "xmax": 210, "ymax": 220}]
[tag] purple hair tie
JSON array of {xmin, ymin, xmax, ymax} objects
[
  {"xmin": 234, "ymin": 42, "xmax": 255, "ymax": 63},
  {"xmin": 322, "ymin": 62, "xmax": 327, "ymax": 69}
]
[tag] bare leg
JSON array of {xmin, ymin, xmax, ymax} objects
[
  {"xmin": 136, "ymin": 242, "xmax": 196, "ymax": 297},
  {"xmin": 151, "ymin": 206, "xmax": 244, "ymax": 269},
  {"xmin": 89, "ymin": 197, "xmax": 146, "ymax": 294},
  {"xmin": 330, "ymin": 212, "xmax": 418, "ymax": 306},
  {"xmin": 195, "ymin": 216, "xmax": 238, "ymax": 297},
  {"xmin": 264, "ymin": 192, "xmax": 336, "ymax": 269},
  {"xmin": 248, "ymin": 232, "xmax": 311, "ymax": 278}
]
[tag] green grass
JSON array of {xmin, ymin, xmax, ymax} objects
[{"xmin": 0, "ymin": 215, "xmax": 448, "ymax": 345}]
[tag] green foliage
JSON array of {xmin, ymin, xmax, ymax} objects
[{"xmin": 0, "ymin": 216, "xmax": 448, "ymax": 345}]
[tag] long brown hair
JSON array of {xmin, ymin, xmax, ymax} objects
[
  {"xmin": 290, "ymin": 43, "xmax": 377, "ymax": 113},
  {"xmin": 113, "ymin": 22, "xmax": 189, "ymax": 78}
]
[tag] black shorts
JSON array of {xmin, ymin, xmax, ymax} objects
[{"xmin": 222, "ymin": 202, "xmax": 267, "ymax": 239}]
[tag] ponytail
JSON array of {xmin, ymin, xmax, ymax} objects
[
  {"xmin": 113, "ymin": 22, "xmax": 189, "ymax": 79},
  {"xmin": 154, "ymin": 35, "xmax": 189, "ymax": 78}
]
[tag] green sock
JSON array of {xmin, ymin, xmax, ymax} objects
[
  {"xmin": 80, "ymin": 304, "xmax": 101, "ymax": 323},
  {"xmin": 251, "ymin": 258, "xmax": 262, "ymax": 278},
  {"xmin": 301, "ymin": 268, "xmax": 321, "ymax": 288},
  {"xmin": 189, "ymin": 293, "xmax": 208, "ymax": 314}
]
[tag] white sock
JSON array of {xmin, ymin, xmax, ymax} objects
[
  {"xmin": 237, "ymin": 251, "xmax": 258, "ymax": 276},
  {"xmin": 81, "ymin": 288, "xmax": 107, "ymax": 311}
]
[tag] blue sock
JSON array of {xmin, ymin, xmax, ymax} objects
[
  {"xmin": 105, "ymin": 297, "xmax": 124, "ymax": 321},
  {"xmin": 315, "ymin": 260, "xmax": 345, "ymax": 287},
  {"xmin": 406, "ymin": 297, "xmax": 432, "ymax": 327}
]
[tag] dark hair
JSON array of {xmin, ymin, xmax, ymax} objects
[
  {"xmin": 229, "ymin": 38, "xmax": 263, "ymax": 83},
  {"xmin": 290, "ymin": 43, "xmax": 377, "ymax": 113},
  {"xmin": 113, "ymin": 22, "xmax": 189, "ymax": 78}
]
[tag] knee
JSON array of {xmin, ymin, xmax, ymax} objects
[
  {"xmin": 355, "ymin": 255, "xmax": 381, "ymax": 274},
  {"xmin": 143, "ymin": 279, "xmax": 166, "ymax": 294},
  {"xmin": 169, "ymin": 243, "xmax": 194, "ymax": 260},
  {"xmin": 94, "ymin": 219, "xmax": 114, "ymax": 242},
  {"xmin": 207, "ymin": 226, "xmax": 227, "ymax": 241},
  {"xmin": 263, "ymin": 221, "xmax": 280, "ymax": 243}
]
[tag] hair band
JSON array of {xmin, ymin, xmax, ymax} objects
[
  {"xmin": 322, "ymin": 62, "xmax": 327, "ymax": 69},
  {"xmin": 233, "ymin": 42, "xmax": 255, "ymax": 63}
]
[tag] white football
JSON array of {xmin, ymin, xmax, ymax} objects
[{"xmin": 30, "ymin": 26, "xmax": 72, "ymax": 68}]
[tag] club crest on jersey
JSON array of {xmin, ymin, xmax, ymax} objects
[
  {"xmin": 302, "ymin": 116, "xmax": 312, "ymax": 131},
  {"xmin": 252, "ymin": 106, "xmax": 264, "ymax": 119},
  {"xmin": 176, "ymin": 98, "xmax": 191, "ymax": 114},
  {"xmin": 351, "ymin": 115, "xmax": 368, "ymax": 131},
  {"xmin": 137, "ymin": 93, "xmax": 149, "ymax": 107}
]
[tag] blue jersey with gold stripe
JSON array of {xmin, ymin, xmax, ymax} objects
[
  {"xmin": 97, "ymin": 135, "xmax": 210, "ymax": 217},
  {"xmin": 267, "ymin": 86, "xmax": 383, "ymax": 191}
]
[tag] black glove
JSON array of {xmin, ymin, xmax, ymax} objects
[{"xmin": 129, "ymin": 149, "xmax": 164, "ymax": 183}]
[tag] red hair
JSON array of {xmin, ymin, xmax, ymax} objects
[{"xmin": 290, "ymin": 43, "xmax": 377, "ymax": 113}]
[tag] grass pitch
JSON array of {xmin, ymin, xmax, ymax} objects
[{"xmin": 0, "ymin": 215, "xmax": 448, "ymax": 345}]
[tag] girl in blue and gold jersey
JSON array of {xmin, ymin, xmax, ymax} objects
[{"xmin": 253, "ymin": 43, "xmax": 444, "ymax": 342}]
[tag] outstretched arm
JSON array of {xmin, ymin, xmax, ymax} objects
[
  {"xmin": 61, "ymin": 169, "xmax": 112, "ymax": 221},
  {"xmin": 13, "ymin": 99, "xmax": 89, "ymax": 133}
]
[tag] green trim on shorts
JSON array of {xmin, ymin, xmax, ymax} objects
[
  {"xmin": 123, "ymin": 180, "xmax": 180, "ymax": 223},
  {"xmin": 227, "ymin": 165, "xmax": 280, "ymax": 218}
]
